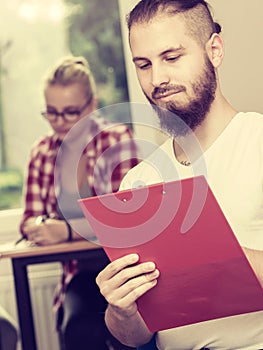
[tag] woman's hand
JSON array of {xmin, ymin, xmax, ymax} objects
[{"xmin": 23, "ymin": 218, "xmax": 68, "ymax": 245}]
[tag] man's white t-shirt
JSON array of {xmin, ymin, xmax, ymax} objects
[{"xmin": 120, "ymin": 112, "xmax": 263, "ymax": 350}]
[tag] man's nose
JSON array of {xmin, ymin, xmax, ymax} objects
[{"xmin": 151, "ymin": 65, "xmax": 170, "ymax": 87}]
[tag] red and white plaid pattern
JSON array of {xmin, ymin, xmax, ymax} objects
[{"xmin": 20, "ymin": 116, "xmax": 139, "ymax": 328}]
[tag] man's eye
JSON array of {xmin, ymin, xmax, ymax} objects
[
  {"xmin": 166, "ymin": 56, "xmax": 180, "ymax": 62},
  {"xmin": 137, "ymin": 62, "xmax": 151, "ymax": 70}
]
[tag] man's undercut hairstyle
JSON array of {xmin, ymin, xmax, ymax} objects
[{"xmin": 127, "ymin": 0, "xmax": 221, "ymax": 47}]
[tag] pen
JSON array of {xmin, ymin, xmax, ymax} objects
[
  {"xmin": 15, "ymin": 236, "xmax": 27, "ymax": 245},
  {"xmin": 15, "ymin": 215, "xmax": 48, "ymax": 245},
  {"xmin": 35, "ymin": 215, "xmax": 48, "ymax": 225}
]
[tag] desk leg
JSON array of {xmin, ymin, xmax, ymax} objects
[{"xmin": 12, "ymin": 259, "xmax": 38, "ymax": 350}]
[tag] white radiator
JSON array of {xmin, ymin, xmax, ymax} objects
[
  {"xmin": 30, "ymin": 267, "xmax": 61, "ymax": 350},
  {"xmin": 0, "ymin": 266, "xmax": 61, "ymax": 350},
  {"xmin": 0, "ymin": 264, "xmax": 60, "ymax": 350},
  {"xmin": 0, "ymin": 209, "xmax": 62, "ymax": 350}
]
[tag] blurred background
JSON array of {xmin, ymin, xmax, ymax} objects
[
  {"xmin": 0, "ymin": 3, "xmax": 132, "ymax": 348},
  {"xmin": 0, "ymin": 0, "xmax": 130, "ymax": 210}
]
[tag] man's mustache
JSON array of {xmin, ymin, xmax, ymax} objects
[{"xmin": 152, "ymin": 85, "xmax": 186, "ymax": 100}]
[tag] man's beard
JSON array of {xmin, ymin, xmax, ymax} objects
[{"xmin": 145, "ymin": 57, "xmax": 217, "ymax": 137}]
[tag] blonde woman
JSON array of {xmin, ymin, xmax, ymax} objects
[{"xmin": 20, "ymin": 56, "xmax": 138, "ymax": 350}]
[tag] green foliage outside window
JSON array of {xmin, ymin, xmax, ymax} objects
[
  {"xmin": 65, "ymin": 0, "xmax": 130, "ymax": 112},
  {"xmin": 0, "ymin": 170, "xmax": 23, "ymax": 210}
]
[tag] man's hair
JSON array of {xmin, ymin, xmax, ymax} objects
[
  {"xmin": 127, "ymin": 0, "xmax": 221, "ymax": 46},
  {"xmin": 44, "ymin": 55, "xmax": 96, "ymax": 99}
]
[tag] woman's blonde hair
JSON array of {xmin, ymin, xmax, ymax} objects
[{"xmin": 44, "ymin": 55, "xmax": 96, "ymax": 99}]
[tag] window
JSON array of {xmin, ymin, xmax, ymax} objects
[{"xmin": 0, "ymin": 0, "xmax": 130, "ymax": 210}]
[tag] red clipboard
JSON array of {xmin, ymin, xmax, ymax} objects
[{"xmin": 78, "ymin": 176, "xmax": 263, "ymax": 332}]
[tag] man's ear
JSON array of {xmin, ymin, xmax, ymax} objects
[{"xmin": 206, "ymin": 33, "xmax": 224, "ymax": 68}]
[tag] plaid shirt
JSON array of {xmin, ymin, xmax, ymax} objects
[{"xmin": 20, "ymin": 115, "xmax": 139, "ymax": 328}]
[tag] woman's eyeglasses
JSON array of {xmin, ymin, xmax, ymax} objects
[{"xmin": 41, "ymin": 95, "xmax": 93, "ymax": 122}]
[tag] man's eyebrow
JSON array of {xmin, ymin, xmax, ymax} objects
[
  {"xmin": 132, "ymin": 56, "xmax": 148, "ymax": 63},
  {"xmin": 132, "ymin": 46, "xmax": 185, "ymax": 63}
]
